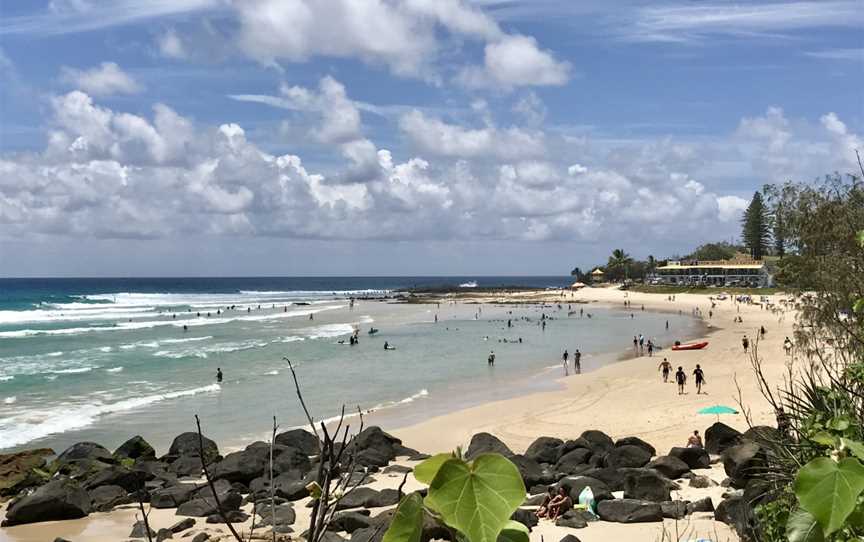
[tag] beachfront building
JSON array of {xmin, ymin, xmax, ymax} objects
[
  {"xmin": 652, "ymin": 258, "xmax": 772, "ymax": 287},
  {"xmin": 591, "ymin": 268, "xmax": 605, "ymax": 283}
]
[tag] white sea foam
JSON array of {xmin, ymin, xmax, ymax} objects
[
  {"xmin": 105, "ymin": 367, "xmax": 124, "ymax": 373},
  {"xmin": 265, "ymin": 370, "xmax": 280, "ymax": 376},
  {"xmin": 304, "ymin": 323, "xmax": 355, "ymax": 340},
  {"xmin": 314, "ymin": 389, "xmax": 430, "ymax": 427},
  {"xmin": 46, "ymin": 351, "xmax": 64, "ymax": 357},
  {"xmin": 0, "ymin": 306, "xmax": 344, "ymax": 339},
  {"xmin": 0, "ymin": 306, "xmax": 157, "ymax": 325},
  {"xmin": 0, "ymin": 383, "xmax": 221, "ymax": 448},
  {"xmin": 0, "ymin": 376, "xmax": 13, "ymax": 382},
  {"xmin": 4, "ymin": 396, "xmax": 16, "ymax": 404},
  {"xmin": 49, "ymin": 367, "xmax": 94, "ymax": 374}
]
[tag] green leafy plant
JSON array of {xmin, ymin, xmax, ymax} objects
[{"xmin": 383, "ymin": 452, "xmax": 528, "ymax": 542}]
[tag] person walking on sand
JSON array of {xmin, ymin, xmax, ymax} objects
[
  {"xmin": 675, "ymin": 366, "xmax": 687, "ymax": 395},
  {"xmin": 659, "ymin": 358, "xmax": 671, "ymax": 382},
  {"xmin": 742, "ymin": 335, "xmax": 750, "ymax": 353},
  {"xmin": 562, "ymin": 349, "xmax": 569, "ymax": 375},
  {"xmin": 693, "ymin": 364, "xmax": 705, "ymax": 394},
  {"xmin": 574, "ymin": 349, "xmax": 582, "ymax": 374},
  {"xmin": 488, "ymin": 351, "xmax": 496, "ymax": 367},
  {"xmin": 783, "ymin": 336, "xmax": 793, "ymax": 355},
  {"xmin": 216, "ymin": 367, "xmax": 223, "ymax": 383},
  {"xmin": 647, "ymin": 340, "xmax": 654, "ymax": 357}
]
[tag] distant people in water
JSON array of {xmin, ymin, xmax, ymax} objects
[
  {"xmin": 574, "ymin": 349, "xmax": 581, "ymax": 374},
  {"xmin": 675, "ymin": 366, "xmax": 686, "ymax": 395},
  {"xmin": 687, "ymin": 430, "xmax": 703, "ymax": 448},
  {"xmin": 384, "ymin": 341, "xmax": 395, "ymax": 350},
  {"xmin": 693, "ymin": 364, "xmax": 705, "ymax": 394},
  {"xmin": 659, "ymin": 358, "xmax": 671, "ymax": 382},
  {"xmin": 487, "ymin": 351, "xmax": 496, "ymax": 366},
  {"xmin": 183, "ymin": 325, "xmax": 188, "ymax": 332},
  {"xmin": 216, "ymin": 368, "xmax": 223, "ymax": 383},
  {"xmin": 562, "ymin": 350, "xmax": 569, "ymax": 375},
  {"xmin": 310, "ymin": 313, "xmax": 314, "ymax": 321}
]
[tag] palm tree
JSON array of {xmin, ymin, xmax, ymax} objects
[{"xmin": 607, "ymin": 249, "xmax": 633, "ymax": 281}]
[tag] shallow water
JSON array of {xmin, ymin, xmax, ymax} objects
[{"xmin": 0, "ymin": 278, "xmax": 700, "ymax": 454}]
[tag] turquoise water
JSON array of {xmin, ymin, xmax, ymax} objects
[{"xmin": 0, "ymin": 279, "xmax": 700, "ymax": 454}]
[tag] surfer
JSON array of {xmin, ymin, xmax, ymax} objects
[{"xmin": 384, "ymin": 341, "xmax": 395, "ymax": 350}]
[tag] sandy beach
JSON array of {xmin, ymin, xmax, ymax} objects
[{"xmin": 0, "ymin": 287, "xmax": 794, "ymax": 542}]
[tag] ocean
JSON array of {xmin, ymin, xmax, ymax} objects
[{"xmin": 0, "ymin": 277, "xmax": 699, "ymax": 455}]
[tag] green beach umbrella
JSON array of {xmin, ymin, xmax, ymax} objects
[{"xmin": 698, "ymin": 404, "xmax": 739, "ymax": 422}]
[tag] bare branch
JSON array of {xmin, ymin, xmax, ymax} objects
[
  {"xmin": 195, "ymin": 414, "xmax": 244, "ymax": 542},
  {"xmin": 284, "ymin": 357, "xmax": 320, "ymax": 442}
]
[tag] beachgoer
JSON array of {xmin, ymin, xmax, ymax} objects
[
  {"xmin": 183, "ymin": 324, "xmax": 188, "ymax": 332},
  {"xmin": 216, "ymin": 368, "xmax": 223, "ymax": 383},
  {"xmin": 633, "ymin": 336, "xmax": 638, "ymax": 350},
  {"xmin": 783, "ymin": 336, "xmax": 793, "ymax": 355},
  {"xmin": 675, "ymin": 366, "xmax": 686, "ymax": 395},
  {"xmin": 574, "ymin": 350, "xmax": 582, "ymax": 374},
  {"xmin": 665, "ymin": 320, "xmax": 669, "ymax": 330},
  {"xmin": 742, "ymin": 335, "xmax": 749, "ymax": 353},
  {"xmin": 384, "ymin": 341, "xmax": 389, "ymax": 350},
  {"xmin": 562, "ymin": 349, "xmax": 569, "ymax": 367},
  {"xmin": 659, "ymin": 358, "xmax": 671, "ymax": 382},
  {"xmin": 686, "ymin": 430, "xmax": 703, "ymax": 448},
  {"xmin": 693, "ymin": 364, "xmax": 705, "ymax": 394},
  {"xmin": 488, "ymin": 351, "xmax": 496, "ymax": 366},
  {"xmin": 309, "ymin": 313, "xmax": 314, "ymax": 321},
  {"xmin": 546, "ymin": 487, "xmax": 573, "ymax": 521},
  {"xmin": 535, "ymin": 487, "xmax": 555, "ymax": 519},
  {"xmin": 760, "ymin": 325, "xmax": 766, "ymax": 338},
  {"xmin": 647, "ymin": 340, "xmax": 654, "ymax": 357}
]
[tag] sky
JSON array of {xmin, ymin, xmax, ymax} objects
[{"xmin": 0, "ymin": 0, "xmax": 862, "ymax": 277}]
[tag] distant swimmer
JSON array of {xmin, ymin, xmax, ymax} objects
[
  {"xmin": 216, "ymin": 368, "xmax": 223, "ymax": 383},
  {"xmin": 487, "ymin": 351, "xmax": 496, "ymax": 366},
  {"xmin": 384, "ymin": 341, "xmax": 396, "ymax": 350},
  {"xmin": 183, "ymin": 325, "xmax": 188, "ymax": 332},
  {"xmin": 310, "ymin": 314, "xmax": 314, "ymax": 321}
]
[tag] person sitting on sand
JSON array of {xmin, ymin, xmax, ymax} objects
[
  {"xmin": 659, "ymin": 358, "xmax": 671, "ymax": 382},
  {"xmin": 546, "ymin": 487, "xmax": 573, "ymax": 520},
  {"xmin": 534, "ymin": 487, "xmax": 555, "ymax": 519},
  {"xmin": 675, "ymin": 366, "xmax": 686, "ymax": 395},
  {"xmin": 687, "ymin": 430, "xmax": 703, "ymax": 448}
]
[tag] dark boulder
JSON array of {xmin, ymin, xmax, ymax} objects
[
  {"xmin": 579, "ymin": 430, "xmax": 614, "ymax": 455},
  {"xmin": 329, "ymin": 510, "xmax": 372, "ymax": 533},
  {"xmin": 130, "ymin": 520, "xmax": 156, "ymax": 538},
  {"xmin": 508, "ymin": 454, "xmax": 543, "ymax": 487},
  {"xmin": 176, "ymin": 491, "xmax": 242, "ymax": 517},
  {"xmin": 688, "ymin": 475, "xmax": 716, "ymax": 488},
  {"xmin": 169, "ymin": 517, "xmax": 196, "ymax": 533},
  {"xmin": 274, "ymin": 429, "xmax": 321, "ymax": 456},
  {"xmin": 168, "ymin": 432, "xmax": 219, "ymax": 464},
  {"xmin": 2, "ymin": 477, "xmax": 91, "ymax": 526},
  {"xmin": 614, "ymin": 437, "xmax": 656, "ymax": 457},
  {"xmin": 156, "ymin": 528, "xmax": 174, "ymax": 541},
  {"xmin": 705, "ymin": 423, "xmax": 742, "ymax": 454},
  {"xmin": 150, "ymin": 483, "xmax": 200, "ymax": 509},
  {"xmin": 84, "ymin": 465, "xmax": 146, "ymax": 492},
  {"xmin": 89, "ymin": 484, "xmax": 130, "ymax": 512},
  {"xmin": 352, "ymin": 427, "xmax": 401, "ymax": 461},
  {"xmin": 383, "ymin": 464, "xmax": 412, "ymax": 474},
  {"xmin": 114, "ymin": 435, "xmax": 156, "ymax": 461},
  {"xmin": 715, "ymin": 496, "xmax": 757, "ymax": 540},
  {"xmin": 557, "ymin": 476, "xmax": 613, "ymax": 502},
  {"xmin": 623, "ymin": 469, "xmax": 676, "ymax": 502},
  {"xmin": 687, "ymin": 497, "xmax": 714, "ymax": 513},
  {"xmin": 57, "ymin": 442, "xmax": 114, "ymax": 464},
  {"xmin": 555, "ymin": 509, "xmax": 588, "ymax": 529},
  {"xmin": 206, "ymin": 510, "xmax": 249, "ymax": 523},
  {"xmin": 597, "ymin": 499, "xmax": 663, "ymax": 523},
  {"xmin": 0, "ymin": 448, "xmax": 54, "ymax": 497},
  {"xmin": 168, "ymin": 455, "xmax": 203, "ymax": 477},
  {"xmin": 336, "ymin": 487, "xmax": 400, "ymax": 510},
  {"xmin": 660, "ymin": 500, "xmax": 689, "ymax": 519},
  {"xmin": 647, "ymin": 456, "xmax": 690, "ymax": 479},
  {"xmin": 511, "ymin": 507, "xmax": 539, "ymax": 530},
  {"xmin": 605, "ymin": 445, "xmax": 652, "ymax": 469},
  {"xmin": 272, "ymin": 446, "xmax": 312, "ymax": 475},
  {"xmin": 559, "ymin": 535, "xmax": 582, "ymax": 542},
  {"xmin": 742, "ymin": 426, "xmax": 780, "ymax": 444},
  {"xmin": 465, "ymin": 433, "xmax": 513, "ymax": 460},
  {"xmin": 524, "ymin": 436, "xmax": 564, "ymax": 464},
  {"xmin": 555, "ymin": 448, "xmax": 592, "ymax": 475},
  {"xmin": 212, "ymin": 448, "xmax": 268, "ymax": 484},
  {"xmin": 582, "ymin": 467, "xmax": 625, "ymax": 491},
  {"xmin": 722, "ymin": 442, "xmax": 764, "ymax": 488},
  {"xmin": 669, "ymin": 447, "xmax": 710, "ymax": 470}
]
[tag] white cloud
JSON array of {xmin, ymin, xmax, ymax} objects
[
  {"xmin": 157, "ymin": 28, "xmax": 187, "ymax": 59},
  {"xmin": 59, "ymin": 62, "xmax": 143, "ymax": 96},
  {"xmin": 460, "ymin": 34, "xmax": 570, "ymax": 88},
  {"xmin": 512, "ymin": 92, "xmax": 547, "ymax": 126},
  {"xmin": 398, "ymin": 109, "xmax": 546, "ymax": 159}
]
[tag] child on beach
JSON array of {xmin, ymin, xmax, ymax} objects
[
  {"xmin": 693, "ymin": 364, "xmax": 705, "ymax": 394},
  {"xmin": 675, "ymin": 366, "xmax": 687, "ymax": 394}
]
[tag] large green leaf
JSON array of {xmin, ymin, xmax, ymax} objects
[
  {"xmin": 496, "ymin": 520, "xmax": 529, "ymax": 542},
  {"xmin": 786, "ymin": 508, "xmax": 825, "ymax": 542},
  {"xmin": 382, "ymin": 492, "xmax": 425, "ymax": 542},
  {"xmin": 794, "ymin": 457, "xmax": 864, "ymax": 535},
  {"xmin": 841, "ymin": 438, "xmax": 864, "ymax": 461},
  {"xmin": 424, "ymin": 454, "xmax": 526, "ymax": 542},
  {"xmin": 415, "ymin": 453, "xmax": 453, "ymax": 484}
]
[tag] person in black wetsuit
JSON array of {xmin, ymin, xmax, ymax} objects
[
  {"xmin": 216, "ymin": 368, "xmax": 223, "ymax": 383},
  {"xmin": 675, "ymin": 366, "xmax": 686, "ymax": 395},
  {"xmin": 693, "ymin": 364, "xmax": 706, "ymax": 394}
]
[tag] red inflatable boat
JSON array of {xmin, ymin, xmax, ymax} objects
[{"xmin": 671, "ymin": 341, "xmax": 709, "ymax": 351}]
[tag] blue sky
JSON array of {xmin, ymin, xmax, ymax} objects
[{"xmin": 0, "ymin": 0, "xmax": 862, "ymax": 277}]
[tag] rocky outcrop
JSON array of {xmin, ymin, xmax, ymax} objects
[
  {"xmin": 705, "ymin": 423, "xmax": 742, "ymax": 454},
  {"xmin": 57, "ymin": 442, "xmax": 114, "ymax": 465},
  {"xmin": 668, "ymin": 447, "xmax": 710, "ymax": 470},
  {"xmin": 167, "ymin": 432, "xmax": 219, "ymax": 464},
  {"xmin": 336, "ymin": 487, "xmax": 400, "ymax": 510},
  {"xmin": 524, "ymin": 437, "xmax": 564, "ymax": 463},
  {"xmin": 2, "ymin": 477, "xmax": 91, "ymax": 526},
  {"xmin": 722, "ymin": 442, "xmax": 764, "ymax": 488},
  {"xmin": 274, "ymin": 429, "xmax": 321, "ymax": 456},
  {"xmin": 614, "ymin": 437, "xmax": 656, "ymax": 457},
  {"xmin": 508, "ymin": 454, "xmax": 545, "ymax": 487},
  {"xmin": 557, "ymin": 475, "xmax": 613, "ymax": 502},
  {"xmin": 89, "ymin": 484, "xmax": 130, "ymax": 511},
  {"xmin": 465, "ymin": 433, "xmax": 514, "ymax": 460},
  {"xmin": 597, "ymin": 499, "xmax": 663, "ymax": 523},
  {"xmin": 623, "ymin": 469, "xmax": 676, "ymax": 502},
  {"xmin": 604, "ymin": 445, "xmax": 652, "ymax": 469},
  {"xmin": 0, "ymin": 448, "xmax": 53, "ymax": 498},
  {"xmin": 114, "ymin": 435, "xmax": 156, "ymax": 461},
  {"xmin": 647, "ymin": 456, "xmax": 690, "ymax": 479},
  {"xmin": 578, "ymin": 430, "xmax": 614, "ymax": 456},
  {"xmin": 554, "ymin": 449, "xmax": 592, "ymax": 475}
]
